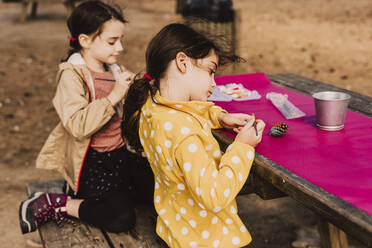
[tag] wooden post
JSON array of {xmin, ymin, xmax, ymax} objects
[
  {"xmin": 20, "ymin": 0, "xmax": 29, "ymax": 22},
  {"xmin": 232, "ymin": 9, "xmax": 242, "ymax": 74},
  {"xmin": 318, "ymin": 219, "xmax": 348, "ymax": 248},
  {"xmin": 30, "ymin": 0, "xmax": 38, "ymax": 18},
  {"xmin": 176, "ymin": 0, "xmax": 187, "ymax": 14}
]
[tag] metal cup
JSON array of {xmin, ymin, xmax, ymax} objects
[{"xmin": 312, "ymin": 91, "xmax": 351, "ymax": 131}]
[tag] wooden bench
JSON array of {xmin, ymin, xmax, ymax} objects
[{"xmin": 26, "ymin": 74, "xmax": 372, "ymax": 248}]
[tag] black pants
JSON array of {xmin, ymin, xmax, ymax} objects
[{"xmin": 64, "ymin": 146, "xmax": 155, "ymax": 233}]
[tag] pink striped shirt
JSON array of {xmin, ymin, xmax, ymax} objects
[{"xmin": 88, "ymin": 68, "xmax": 125, "ymax": 152}]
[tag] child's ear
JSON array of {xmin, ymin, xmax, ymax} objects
[
  {"xmin": 79, "ymin": 34, "xmax": 92, "ymax": 49},
  {"xmin": 175, "ymin": 52, "xmax": 188, "ymax": 73}
]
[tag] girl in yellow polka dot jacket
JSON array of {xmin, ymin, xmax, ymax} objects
[{"xmin": 122, "ymin": 23, "xmax": 265, "ymax": 248}]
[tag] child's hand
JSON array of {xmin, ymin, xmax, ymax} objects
[
  {"xmin": 117, "ymin": 68, "xmax": 135, "ymax": 84},
  {"xmin": 235, "ymin": 117, "xmax": 265, "ymax": 147},
  {"xmin": 107, "ymin": 70, "xmax": 133, "ymax": 106},
  {"xmin": 218, "ymin": 112, "xmax": 253, "ymax": 133}
]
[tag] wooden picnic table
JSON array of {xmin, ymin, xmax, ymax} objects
[
  {"xmin": 26, "ymin": 73, "xmax": 372, "ymax": 248},
  {"xmin": 4, "ymin": 0, "xmax": 79, "ymax": 22},
  {"xmin": 214, "ymin": 73, "xmax": 372, "ymax": 248}
]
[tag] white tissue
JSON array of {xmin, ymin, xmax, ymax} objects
[{"xmin": 266, "ymin": 92, "xmax": 306, "ymax": 119}]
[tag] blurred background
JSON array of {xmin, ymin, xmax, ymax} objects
[{"xmin": 0, "ymin": 0, "xmax": 371, "ymax": 247}]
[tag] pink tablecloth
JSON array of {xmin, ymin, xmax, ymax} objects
[{"xmin": 213, "ymin": 73, "xmax": 372, "ymax": 215}]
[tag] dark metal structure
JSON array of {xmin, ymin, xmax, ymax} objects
[{"xmin": 181, "ymin": 0, "xmax": 234, "ymax": 23}]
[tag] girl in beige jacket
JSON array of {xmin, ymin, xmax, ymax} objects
[{"xmin": 19, "ymin": 0, "xmax": 154, "ymax": 235}]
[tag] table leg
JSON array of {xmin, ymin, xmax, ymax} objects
[
  {"xmin": 318, "ymin": 220, "xmax": 348, "ymax": 248},
  {"xmin": 20, "ymin": 0, "xmax": 29, "ymax": 22},
  {"xmin": 30, "ymin": 0, "xmax": 38, "ymax": 18}
]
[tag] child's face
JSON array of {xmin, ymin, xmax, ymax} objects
[
  {"xmin": 187, "ymin": 50, "xmax": 218, "ymax": 102},
  {"xmin": 86, "ymin": 19, "xmax": 125, "ymax": 66}
]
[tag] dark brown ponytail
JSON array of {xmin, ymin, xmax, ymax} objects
[{"xmin": 122, "ymin": 74, "xmax": 158, "ymax": 152}]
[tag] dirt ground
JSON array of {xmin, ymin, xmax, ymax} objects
[{"xmin": 0, "ymin": 0, "xmax": 371, "ymax": 247}]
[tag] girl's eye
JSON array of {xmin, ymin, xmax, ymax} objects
[{"xmin": 108, "ymin": 39, "xmax": 124, "ymax": 46}]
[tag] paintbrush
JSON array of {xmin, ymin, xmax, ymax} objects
[
  {"xmin": 247, "ymin": 115, "xmax": 258, "ymax": 136},
  {"xmin": 253, "ymin": 121, "xmax": 258, "ymax": 136}
]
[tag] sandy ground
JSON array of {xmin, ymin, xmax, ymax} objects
[{"xmin": 0, "ymin": 0, "xmax": 371, "ymax": 247}]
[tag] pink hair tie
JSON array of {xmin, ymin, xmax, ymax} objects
[
  {"xmin": 70, "ymin": 36, "xmax": 76, "ymax": 42},
  {"xmin": 144, "ymin": 73, "xmax": 152, "ymax": 80}
]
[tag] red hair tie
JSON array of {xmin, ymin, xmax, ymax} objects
[
  {"xmin": 144, "ymin": 73, "xmax": 152, "ymax": 80},
  {"xmin": 70, "ymin": 36, "xmax": 76, "ymax": 42}
]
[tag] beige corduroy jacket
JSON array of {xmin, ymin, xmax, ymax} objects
[{"xmin": 36, "ymin": 53, "xmax": 125, "ymax": 193}]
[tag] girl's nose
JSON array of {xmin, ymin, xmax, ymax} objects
[{"xmin": 116, "ymin": 41, "xmax": 124, "ymax": 52}]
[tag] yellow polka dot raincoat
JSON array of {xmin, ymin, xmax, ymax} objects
[{"xmin": 139, "ymin": 92, "xmax": 255, "ymax": 248}]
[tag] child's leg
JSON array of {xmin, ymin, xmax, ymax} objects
[
  {"xmin": 73, "ymin": 147, "xmax": 136, "ymax": 233},
  {"xmin": 65, "ymin": 198, "xmax": 83, "ymax": 218},
  {"xmin": 19, "ymin": 190, "xmax": 134, "ymax": 234},
  {"xmin": 76, "ymin": 147, "xmax": 129, "ymax": 200},
  {"xmin": 123, "ymin": 146, "xmax": 155, "ymax": 206},
  {"xmin": 19, "ymin": 147, "xmax": 138, "ymax": 234},
  {"xmin": 78, "ymin": 188, "xmax": 136, "ymax": 233}
]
